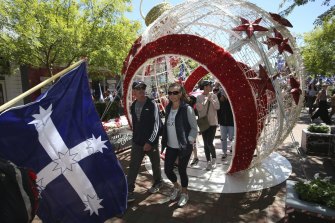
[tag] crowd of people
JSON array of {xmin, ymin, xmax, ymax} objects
[
  {"xmin": 98, "ymin": 75, "xmax": 335, "ymax": 208},
  {"xmin": 125, "ymin": 76, "xmax": 335, "ymax": 208},
  {"xmin": 126, "ymin": 79, "xmax": 235, "ymax": 207}
]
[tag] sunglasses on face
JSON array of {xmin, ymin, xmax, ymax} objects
[
  {"xmin": 168, "ymin": 91, "xmax": 180, "ymax": 95},
  {"xmin": 134, "ymin": 86, "xmax": 146, "ymax": 90}
]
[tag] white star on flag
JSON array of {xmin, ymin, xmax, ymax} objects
[
  {"xmin": 29, "ymin": 104, "xmax": 108, "ymax": 216},
  {"xmin": 84, "ymin": 194, "xmax": 104, "ymax": 216}
]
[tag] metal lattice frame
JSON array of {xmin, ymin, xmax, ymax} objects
[{"xmin": 124, "ymin": 0, "xmax": 305, "ymax": 171}]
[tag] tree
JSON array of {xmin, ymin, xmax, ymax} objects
[
  {"xmin": 0, "ymin": 0, "xmax": 141, "ymax": 77},
  {"xmin": 301, "ymin": 18, "xmax": 335, "ymax": 77},
  {"xmin": 280, "ymin": 0, "xmax": 334, "ymax": 25}
]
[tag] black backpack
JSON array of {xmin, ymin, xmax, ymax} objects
[{"xmin": 0, "ymin": 158, "xmax": 39, "ymax": 223}]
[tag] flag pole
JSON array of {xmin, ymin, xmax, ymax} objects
[{"xmin": 0, "ymin": 59, "xmax": 86, "ymax": 113}]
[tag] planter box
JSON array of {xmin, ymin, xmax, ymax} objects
[
  {"xmin": 285, "ymin": 180, "xmax": 335, "ymax": 222},
  {"xmin": 301, "ymin": 129, "xmax": 334, "ymax": 155},
  {"xmin": 106, "ymin": 125, "xmax": 132, "ymax": 154}
]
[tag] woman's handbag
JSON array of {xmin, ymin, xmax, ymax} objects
[{"xmin": 197, "ymin": 102, "xmax": 210, "ymax": 132}]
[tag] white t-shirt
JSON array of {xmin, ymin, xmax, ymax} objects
[{"xmin": 166, "ymin": 109, "xmax": 179, "ymax": 149}]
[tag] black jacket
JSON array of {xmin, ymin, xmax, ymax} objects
[
  {"xmin": 161, "ymin": 101, "xmax": 192, "ymax": 152},
  {"xmin": 217, "ymin": 92, "xmax": 234, "ymax": 126},
  {"xmin": 131, "ymin": 97, "xmax": 161, "ymax": 146}
]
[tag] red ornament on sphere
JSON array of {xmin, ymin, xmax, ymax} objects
[
  {"xmin": 269, "ymin": 12, "xmax": 293, "ymax": 28},
  {"xmin": 269, "ymin": 29, "xmax": 293, "ymax": 54},
  {"xmin": 248, "ymin": 65, "xmax": 276, "ymax": 97},
  {"xmin": 262, "ymin": 36, "xmax": 276, "ymax": 50},
  {"xmin": 289, "ymin": 76, "xmax": 302, "ymax": 105},
  {"xmin": 232, "ymin": 17, "xmax": 268, "ymax": 38}
]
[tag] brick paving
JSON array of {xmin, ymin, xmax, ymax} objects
[
  {"xmin": 32, "ymin": 108, "xmax": 335, "ymax": 223},
  {"xmin": 115, "ymin": 108, "xmax": 335, "ymax": 223}
]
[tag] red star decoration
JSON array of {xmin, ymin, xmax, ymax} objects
[
  {"xmin": 289, "ymin": 76, "xmax": 302, "ymax": 105},
  {"xmin": 144, "ymin": 64, "xmax": 151, "ymax": 76},
  {"xmin": 262, "ymin": 36, "xmax": 276, "ymax": 50},
  {"xmin": 269, "ymin": 29, "xmax": 293, "ymax": 54},
  {"xmin": 269, "ymin": 12, "xmax": 293, "ymax": 28},
  {"xmin": 130, "ymin": 36, "xmax": 142, "ymax": 57},
  {"xmin": 248, "ymin": 65, "xmax": 278, "ymax": 96},
  {"xmin": 169, "ymin": 57, "xmax": 179, "ymax": 68},
  {"xmin": 232, "ymin": 17, "xmax": 268, "ymax": 38}
]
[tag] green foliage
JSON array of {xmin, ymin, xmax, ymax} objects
[
  {"xmin": 301, "ymin": 18, "xmax": 335, "ymax": 77},
  {"xmin": 307, "ymin": 123, "xmax": 330, "ymax": 133},
  {"xmin": 0, "ymin": 0, "xmax": 141, "ymax": 76},
  {"xmin": 279, "ymin": 0, "xmax": 334, "ymax": 25},
  {"xmin": 295, "ymin": 175, "xmax": 335, "ymax": 209},
  {"xmin": 0, "ymin": 57, "xmax": 10, "ymax": 74},
  {"xmin": 94, "ymin": 101, "xmax": 120, "ymax": 121},
  {"xmin": 186, "ymin": 59, "xmax": 199, "ymax": 71}
]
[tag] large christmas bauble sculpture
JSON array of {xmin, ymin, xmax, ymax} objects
[{"xmin": 122, "ymin": 0, "xmax": 305, "ymax": 174}]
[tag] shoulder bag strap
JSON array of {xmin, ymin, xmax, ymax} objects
[{"xmin": 205, "ymin": 101, "xmax": 210, "ymax": 115}]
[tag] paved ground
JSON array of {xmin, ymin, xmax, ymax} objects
[
  {"xmin": 115, "ymin": 108, "xmax": 335, "ymax": 223},
  {"xmin": 32, "ymin": 108, "xmax": 334, "ymax": 223}
]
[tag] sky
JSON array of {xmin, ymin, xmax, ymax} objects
[{"xmin": 127, "ymin": 0, "xmax": 330, "ymax": 36}]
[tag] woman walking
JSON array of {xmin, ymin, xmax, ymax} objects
[
  {"xmin": 161, "ymin": 83, "xmax": 198, "ymax": 207},
  {"xmin": 311, "ymin": 84, "xmax": 331, "ymax": 124},
  {"xmin": 196, "ymin": 80, "xmax": 220, "ymax": 170}
]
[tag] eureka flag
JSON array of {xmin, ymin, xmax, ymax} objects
[
  {"xmin": 178, "ymin": 63, "xmax": 185, "ymax": 81},
  {"xmin": 0, "ymin": 62, "xmax": 127, "ymax": 222}
]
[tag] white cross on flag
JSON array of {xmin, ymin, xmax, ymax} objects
[{"xmin": 0, "ymin": 62, "xmax": 127, "ymax": 222}]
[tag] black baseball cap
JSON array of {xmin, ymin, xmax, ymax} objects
[
  {"xmin": 132, "ymin": 81, "xmax": 147, "ymax": 89},
  {"xmin": 202, "ymin": 80, "xmax": 212, "ymax": 87},
  {"xmin": 199, "ymin": 80, "xmax": 212, "ymax": 90}
]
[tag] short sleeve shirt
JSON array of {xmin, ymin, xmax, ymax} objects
[{"xmin": 135, "ymin": 100, "xmax": 146, "ymax": 121}]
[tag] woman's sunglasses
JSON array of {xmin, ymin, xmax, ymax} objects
[
  {"xmin": 168, "ymin": 91, "xmax": 180, "ymax": 95},
  {"xmin": 134, "ymin": 86, "xmax": 146, "ymax": 90}
]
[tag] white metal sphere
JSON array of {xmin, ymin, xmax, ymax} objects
[{"xmin": 123, "ymin": 0, "xmax": 305, "ymax": 172}]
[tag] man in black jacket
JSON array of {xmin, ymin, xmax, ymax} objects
[{"xmin": 127, "ymin": 81, "xmax": 162, "ymax": 203}]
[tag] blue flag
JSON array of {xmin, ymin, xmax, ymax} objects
[
  {"xmin": 0, "ymin": 63, "xmax": 127, "ymax": 222},
  {"xmin": 178, "ymin": 63, "xmax": 185, "ymax": 81}
]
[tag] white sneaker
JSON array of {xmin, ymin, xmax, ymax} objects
[
  {"xmin": 178, "ymin": 193, "xmax": 189, "ymax": 207},
  {"xmin": 211, "ymin": 158, "xmax": 216, "ymax": 169},
  {"xmin": 206, "ymin": 161, "xmax": 212, "ymax": 171},
  {"xmin": 170, "ymin": 187, "xmax": 180, "ymax": 201}
]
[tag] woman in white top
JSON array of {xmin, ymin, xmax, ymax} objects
[{"xmin": 161, "ymin": 83, "xmax": 198, "ymax": 207}]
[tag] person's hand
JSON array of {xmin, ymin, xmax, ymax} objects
[
  {"xmin": 143, "ymin": 143, "xmax": 152, "ymax": 151},
  {"xmin": 209, "ymin": 93, "xmax": 216, "ymax": 102}
]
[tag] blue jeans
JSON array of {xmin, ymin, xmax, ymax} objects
[{"xmin": 220, "ymin": 125, "xmax": 234, "ymax": 155}]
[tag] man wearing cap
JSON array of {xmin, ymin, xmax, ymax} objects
[
  {"xmin": 127, "ymin": 81, "xmax": 163, "ymax": 203},
  {"xmin": 196, "ymin": 80, "xmax": 220, "ymax": 171}
]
